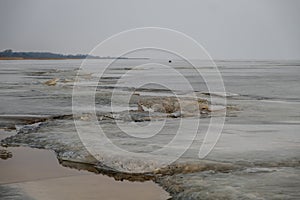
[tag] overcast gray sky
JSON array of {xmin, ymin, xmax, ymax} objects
[{"xmin": 0, "ymin": 0, "xmax": 299, "ymax": 59}]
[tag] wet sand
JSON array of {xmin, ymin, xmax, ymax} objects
[{"xmin": 0, "ymin": 146, "xmax": 170, "ymax": 200}]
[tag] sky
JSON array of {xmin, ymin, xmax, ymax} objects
[{"xmin": 0, "ymin": 0, "xmax": 299, "ymax": 59}]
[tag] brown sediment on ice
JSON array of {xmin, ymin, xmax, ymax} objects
[
  {"xmin": 60, "ymin": 159, "xmax": 155, "ymax": 182},
  {"xmin": 137, "ymin": 96, "xmax": 209, "ymax": 114},
  {"xmin": 56, "ymin": 155, "xmax": 240, "ymax": 184},
  {"xmin": 44, "ymin": 78, "xmax": 59, "ymax": 86},
  {"xmin": 153, "ymin": 160, "xmax": 237, "ymax": 176},
  {"xmin": 135, "ymin": 95, "xmax": 240, "ymax": 116}
]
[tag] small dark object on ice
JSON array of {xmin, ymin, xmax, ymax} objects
[{"xmin": 168, "ymin": 60, "xmax": 172, "ymax": 63}]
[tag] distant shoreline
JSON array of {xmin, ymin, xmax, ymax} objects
[
  {"xmin": 0, "ymin": 57, "xmax": 149, "ymax": 60},
  {"xmin": 0, "ymin": 49, "xmax": 149, "ymax": 60},
  {"xmin": 0, "ymin": 57, "xmax": 83, "ymax": 60}
]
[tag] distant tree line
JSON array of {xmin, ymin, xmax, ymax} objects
[
  {"xmin": 0, "ymin": 49, "xmax": 149, "ymax": 60},
  {"xmin": 0, "ymin": 49, "xmax": 97, "ymax": 59}
]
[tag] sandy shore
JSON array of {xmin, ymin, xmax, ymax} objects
[{"xmin": 0, "ymin": 136, "xmax": 169, "ymax": 200}]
